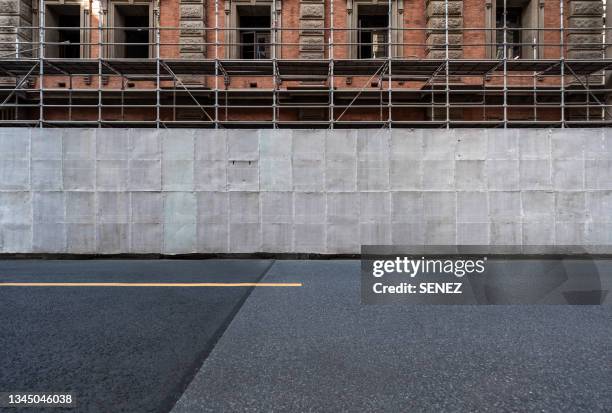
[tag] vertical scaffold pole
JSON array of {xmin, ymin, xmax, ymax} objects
[
  {"xmin": 560, "ymin": 0, "xmax": 565, "ymax": 128},
  {"xmin": 272, "ymin": 0, "xmax": 277, "ymax": 128},
  {"xmin": 445, "ymin": 0, "xmax": 449, "ymax": 128},
  {"xmin": 387, "ymin": 0, "xmax": 392, "ymax": 128},
  {"xmin": 155, "ymin": 9, "xmax": 160, "ymax": 128},
  {"xmin": 214, "ymin": 0, "xmax": 219, "ymax": 128},
  {"xmin": 330, "ymin": 0, "xmax": 334, "ymax": 129},
  {"xmin": 38, "ymin": 0, "xmax": 44, "ymax": 128},
  {"xmin": 503, "ymin": 0, "xmax": 508, "ymax": 128},
  {"xmin": 98, "ymin": 3, "xmax": 103, "ymax": 127}
]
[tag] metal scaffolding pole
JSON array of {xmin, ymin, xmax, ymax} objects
[
  {"xmin": 329, "ymin": 0, "xmax": 335, "ymax": 129},
  {"xmin": 272, "ymin": 0, "xmax": 277, "ymax": 129},
  {"xmin": 98, "ymin": 6, "xmax": 103, "ymax": 127},
  {"xmin": 38, "ymin": 0, "xmax": 44, "ymax": 128},
  {"xmin": 155, "ymin": 10, "xmax": 161, "ymax": 128},
  {"xmin": 445, "ymin": 0, "xmax": 449, "ymax": 128},
  {"xmin": 503, "ymin": 0, "xmax": 508, "ymax": 128},
  {"xmin": 214, "ymin": 0, "xmax": 219, "ymax": 128},
  {"xmin": 560, "ymin": 0, "xmax": 565, "ymax": 127},
  {"xmin": 387, "ymin": 0, "xmax": 392, "ymax": 128}
]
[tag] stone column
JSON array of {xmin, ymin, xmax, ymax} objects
[
  {"xmin": 299, "ymin": 0, "xmax": 325, "ymax": 59},
  {"xmin": 425, "ymin": 0, "xmax": 463, "ymax": 59},
  {"xmin": 179, "ymin": 0, "xmax": 207, "ymax": 58},
  {"xmin": 568, "ymin": 0, "xmax": 604, "ymax": 59}
]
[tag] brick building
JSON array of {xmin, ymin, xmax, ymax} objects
[{"xmin": 0, "ymin": 0, "xmax": 609, "ymax": 127}]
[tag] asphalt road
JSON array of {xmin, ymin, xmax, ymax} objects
[
  {"xmin": 1, "ymin": 259, "xmax": 611, "ymax": 412},
  {"xmin": 0, "ymin": 259, "xmax": 274, "ymax": 413},
  {"xmin": 173, "ymin": 260, "xmax": 612, "ymax": 412}
]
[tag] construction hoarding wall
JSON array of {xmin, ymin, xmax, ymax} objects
[{"xmin": 0, "ymin": 128, "xmax": 611, "ymax": 254}]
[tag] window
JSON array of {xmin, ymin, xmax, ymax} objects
[
  {"xmin": 357, "ymin": 5, "xmax": 388, "ymax": 59},
  {"xmin": 111, "ymin": 3, "xmax": 152, "ymax": 58},
  {"xmin": 490, "ymin": 0, "xmax": 542, "ymax": 59},
  {"xmin": 237, "ymin": 5, "xmax": 271, "ymax": 59},
  {"xmin": 45, "ymin": 4, "xmax": 81, "ymax": 58}
]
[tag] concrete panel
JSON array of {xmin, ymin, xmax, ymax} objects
[
  {"xmin": 455, "ymin": 160, "xmax": 485, "ymax": 190},
  {"xmin": 552, "ymin": 160, "xmax": 584, "ymax": 190},
  {"xmin": 584, "ymin": 129, "xmax": 609, "ymax": 160},
  {"xmin": 229, "ymin": 223, "xmax": 260, "ymax": 252},
  {"xmin": 519, "ymin": 129, "xmax": 550, "ymax": 160},
  {"xmin": 390, "ymin": 129, "xmax": 423, "ymax": 161},
  {"xmin": 423, "ymin": 192, "xmax": 456, "ymax": 221},
  {"xmin": 132, "ymin": 192, "xmax": 163, "ymax": 223},
  {"xmin": 32, "ymin": 223, "xmax": 65, "ymax": 253},
  {"xmin": 195, "ymin": 130, "xmax": 226, "ymax": 161},
  {"xmin": 162, "ymin": 160, "xmax": 194, "ymax": 191},
  {"xmin": 164, "ymin": 192, "xmax": 196, "ymax": 223},
  {"xmin": 325, "ymin": 159, "xmax": 356, "ymax": 192},
  {"xmin": 260, "ymin": 130, "xmax": 291, "ymax": 160},
  {"xmin": 129, "ymin": 160, "xmax": 162, "ymax": 191},
  {"xmin": 0, "ymin": 224, "xmax": 31, "ymax": 253},
  {"xmin": 63, "ymin": 129, "xmax": 95, "ymax": 160},
  {"xmin": 31, "ymin": 160, "xmax": 62, "ymax": 190},
  {"xmin": 424, "ymin": 220, "xmax": 456, "ymax": 244},
  {"xmin": 129, "ymin": 129, "xmax": 161, "ymax": 160},
  {"xmin": 390, "ymin": 160, "xmax": 422, "ymax": 190},
  {"xmin": 262, "ymin": 223, "xmax": 292, "ymax": 252},
  {"xmin": 260, "ymin": 159, "xmax": 291, "ymax": 191},
  {"xmin": 357, "ymin": 129, "xmax": 389, "ymax": 161},
  {"xmin": 63, "ymin": 160, "xmax": 95, "ymax": 191},
  {"xmin": 490, "ymin": 222, "xmax": 522, "ymax": 245},
  {"xmin": 97, "ymin": 192, "xmax": 129, "ymax": 224},
  {"xmin": 0, "ymin": 128, "xmax": 29, "ymax": 160},
  {"xmin": 457, "ymin": 192, "xmax": 488, "ymax": 223},
  {"xmin": 327, "ymin": 193, "xmax": 359, "ymax": 225},
  {"xmin": 0, "ymin": 160, "xmax": 29, "ymax": 190},
  {"xmin": 555, "ymin": 222, "xmax": 585, "ymax": 245},
  {"xmin": 522, "ymin": 191, "xmax": 554, "ymax": 223},
  {"xmin": 31, "ymin": 129, "xmax": 61, "ymax": 160},
  {"xmin": 360, "ymin": 192, "xmax": 390, "ymax": 222},
  {"xmin": 487, "ymin": 160, "xmax": 519, "ymax": 190},
  {"xmin": 97, "ymin": 129, "xmax": 129, "ymax": 160},
  {"xmin": 294, "ymin": 193, "xmax": 325, "ymax": 225},
  {"xmin": 294, "ymin": 224, "xmax": 325, "ymax": 253},
  {"xmin": 197, "ymin": 223, "xmax": 229, "ymax": 253},
  {"xmin": 0, "ymin": 192, "xmax": 30, "ymax": 225},
  {"xmin": 487, "ymin": 129, "xmax": 518, "ymax": 160},
  {"xmin": 522, "ymin": 222, "xmax": 555, "ymax": 245},
  {"xmin": 555, "ymin": 192, "xmax": 586, "ymax": 221},
  {"xmin": 489, "ymin": 191, "xmax": 521, "ymax": 222},
  {"xmin": 422, "ymin": 160, "xmax": 454, "ymax": 190},
  {"xmin": 97, "ymin": 223, "xmax": 129, "ymax": 254},
  {"xmin": 585, "ymin": 191, "xmax": 612, "ymax": 221},
  {"xmin": 97, "ymin": 160, "xmax": 128, "ymax": 191},
  {"xmin": 197, "ymin": 192, "xmax": 228, "ymax": 224},
  {"xmin": 227, "ymin": 130, "xmax": 258, "ymax": 161},
  {"xmin": 33, "ymin": 192, "xmax": 64, "ymax": 223},
  {"xmin": 327, "ymin": 223, "xmax": 359, "ymax": 254},
  {"xmin": 551, "ymin": 129, "xmax": 585, "ymax": 159},
  {"xmin": 66, "ymin": 223, "xmax": 95, "ymax": 253},
  {"xmin": 163, "ymin": 129, "xmax": 195, "ymax": 160},
  {"xmin": 391, "ymin": 223, "xmax": 425, "ymax": 245},
  {"xmin": 227, "ymin": 161, "xmax": 258, "ymax": 191},
  {"xmin": 229, "ymin": 192, "xmax": 259, "ymax": 224},
  {"xmin": 360, "ymin": 223, "xmax": 391, "ymax": 245},
  {"xmin": 195, "ymin": 160, "xmax": 227, "ymax": 191},
  {"xmin": 455, "ymin": 130, "xmax": 486, "ymax": 160},
  {"xmin": 292, "ymin": 130, "xmax": 325, "ymax": 161},
  {"xmin": 457, "ymin": 223, "xmax": 489, "ymax": 245},
  {"xmin": 423, "ymin": 130, "xmax": 455, "ymax": 160},
  {"xmin": 392, "ymin": 192, "xmax": 423, "ymax": 223},
  {"xmin": 164, "ymin": 223, "xmax": 196, "ymax": 254},
  {"xmin": 519, "ymin": 160, "xmax": 552, "ymax": 190},
  {"xmin": 131, "ymin": 223, "xmax": 162, "ymax": 253},
  {"xmin": 358, "ymin": 159, "xmax": 389, "ymax": 191},
  {"xmin": 585, "ymin": 160, "xmax": 612, "ymax": 190},
  {"xmin": 293, "ymin": 159, "xmax": 324, "ymax": 191},
  {"xmin": 261, "ymin": 192, "xmax": 292, "ymax": 224},
  {"xmin": 65, "ymin": 192, "xmax": 95, "ymax": 224},
  {"xmin": 585, "ymin": 222, "xmax": 612, "ymax": 244}
]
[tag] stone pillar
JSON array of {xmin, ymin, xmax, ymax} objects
[
  {"xmin": 425, "ymin": 0, "xmax": 463, "ymax": 59},
  {"xmin": 568, "ymin": 0, "xmax": 604, "ymax": 59},
  {"xmin": 179, "ymin": 0, "xmax": 207, "ymax": 58},
  {"xmin": 299, "ymin": 0, "xmax": 325, "ymax": 59}
]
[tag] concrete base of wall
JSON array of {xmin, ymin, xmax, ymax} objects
[{"xmin": 0, "ymin": 128, "xmax": 611, "ymax": 254}]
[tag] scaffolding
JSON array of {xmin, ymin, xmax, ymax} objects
[{"xmin": 0, "ymin": 0, "xmax": 611, "ymax": 128}]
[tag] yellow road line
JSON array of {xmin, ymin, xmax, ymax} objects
[{"xmin": 0, "ymin": 282, "xmax": 302, "ymax": 287}]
